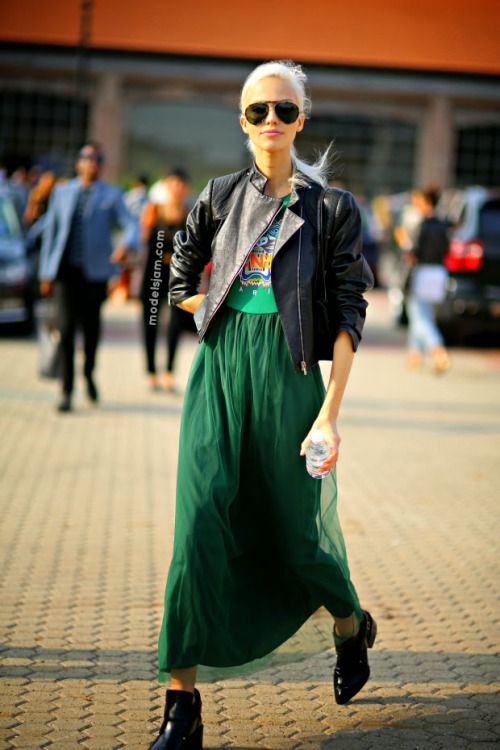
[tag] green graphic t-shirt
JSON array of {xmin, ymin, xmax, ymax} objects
[{"xmin": 225, "ymin": 195, "xmax": 290, "ymax": 314}]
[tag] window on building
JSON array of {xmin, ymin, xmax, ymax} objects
[
  {"xmin": 297, "ymin": 114, "xmax": 417, "ymax": 196},
  {"xmin": 455, "ymin": 125, "xmax": 500, "ymax": 188},
  {"xmin": 0, "ymin": 91, "xmax": 88, "ymax": 176},
  {"xmin": 124, "ymin": 99, "xmax": 245, "ymax": 190}
]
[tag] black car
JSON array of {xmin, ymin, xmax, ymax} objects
[
  {"xmin": 0, "ymin": 187, "xmax": 36, "ymax": 333},
  {"xmin": 436, "ymin": 187, "xmax": 500, "ymax": 342}
]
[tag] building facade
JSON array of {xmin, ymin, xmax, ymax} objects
[{"xmin": 2, "ymin": 1, "xmax": 500, "ymax": 195}]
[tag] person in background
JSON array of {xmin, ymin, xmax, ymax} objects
[
  {"xmin": 23, "ymin": 170, "xmax": 58, "ymax": 285},
  {"xmin": 39, "ymin": 142, "xmax": 138, "ymax": 412},
  {"xmin": 110, "ymin": 175, "xmax": 150, "ymax": 302},
  {"xmin": 8, "ymin": 165, "xmax": 30, "ymax": 217},
  {"xmin": 393, "ymin": 189, "xmax": 424, "ymax": 291},
  {"xmin": 139, "ymin": 169, "xmax": 195, "ymax": 392},
  {"xmin": 148, "ymin": 168, "xmax": 173, "ymax": 207},
  {"xmin": 24, "ymin": 171, "xmax": 57, "ymax": 227},
  {"xmin": 356, "ymin": 194, "xmax": 383, "ymax": 287},
  {"xmin": 125, "ymin": 174, "xmax": 149, "ymax": 220},
  {"xmin": 148, "ymin": 60, "xmax": 375, "ymax": 750},
  {"xmin": 394, "ymin": 189, "xmax": 424, "ymax": 255},
  {"xmin": 406, "ymin": 186, "xmax": 450, "ymax": 372}
]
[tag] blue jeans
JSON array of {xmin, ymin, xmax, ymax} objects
[{"xmin": 407, "ymin": 296, "xmax": 443, "ymax": 352}]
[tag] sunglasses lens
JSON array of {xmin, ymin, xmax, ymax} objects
[
  {"xmin": 245, "ymin": 103, "xmax": 269, "ymax": 125},
  {"xmin": 245, "ymin": 102, "xmax": 300, "ymax": 125},
  {"xmin": 275, "ymin": 102, "xmax": 300, "ymax": 124}
]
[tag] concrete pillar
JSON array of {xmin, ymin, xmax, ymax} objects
[
  {"xmin": 89, "ymin": 73, "xmax": 124, "ymax": 181},
  {"xmin": 416, "ymin": 96, "xmax": 454, "ymax": 188}
]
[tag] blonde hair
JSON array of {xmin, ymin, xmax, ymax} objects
[{"xmin": 240, "ymin": 60, "xmax": 332, "ymax": 188}]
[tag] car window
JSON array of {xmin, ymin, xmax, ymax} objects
[
  {"xmin": 479, "ymin": 201, "xmax": 500, "ymax": 257},
  {"xmin": 479, "ymin": 202, "xmax": 500, "ymax": 237},
  {"xmin": 0, "ymin": 194, "xmax": 22, "ymax": 240}
]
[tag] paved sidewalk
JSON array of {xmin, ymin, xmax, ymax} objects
[{"xmin": 0, "ymin": 291, "xmax": 499, "ymax": 749}]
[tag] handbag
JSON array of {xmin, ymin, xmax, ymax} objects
[
  {"xmin": 36, "ymin": 299, "xmax": 63, "ymax": 379},
  {"xmin": 410, "ymin": 264, "xmax": 448, "ymax": 303}
]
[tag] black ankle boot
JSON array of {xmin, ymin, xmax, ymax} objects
[
  {"xmin": 86, "ymin": 375, "xmax": 98, "ymax": 404},
  {"xmin": 149, "ymin": 688, "xmax": 203, "ymax": 750},
  {"xmin": 333, "ymin": 610, "xmax": 377, "ymax": 705},
  {"xmin": 57, "ymin": 393, "xmax": 72, "ymax": 413}
]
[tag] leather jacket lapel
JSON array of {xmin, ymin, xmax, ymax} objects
[
  {"xmin": 274, "ymin": 208, "xmax": 304, "ymax": 256},
  {"xmin": 212, "ymin": 178, "xmax": 282, "ymax": 269}
]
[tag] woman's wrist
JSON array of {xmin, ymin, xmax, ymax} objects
[{"xmin": 318, "ymin": 401, "xmax": 340, "ymax": 423}]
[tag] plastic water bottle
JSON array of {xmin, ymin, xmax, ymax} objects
[{"xmin": 305, "ymin": 429, "xmax": 332, "ymax": 479}]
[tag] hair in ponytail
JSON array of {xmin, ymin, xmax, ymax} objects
[{"xmin": 240, "ymin": 60, "xmax": 333, "ymax": 188}]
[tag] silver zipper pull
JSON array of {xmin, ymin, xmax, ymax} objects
[{"xmin": 301, "ymin": 361, "xmax": 308, "ymax": 375}]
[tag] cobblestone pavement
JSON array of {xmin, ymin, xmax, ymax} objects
[{"xmin": 0, "ymin": 290, "xmax": 499, "ymax": 749}]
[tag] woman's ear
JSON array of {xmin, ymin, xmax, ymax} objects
[
  {"xmin": 240, "ymin": 114, "xmax": 249, "ymax": 134},
  {"xmin": 295, "ymin": 113, "xmax": 306, "ymax": 134}
]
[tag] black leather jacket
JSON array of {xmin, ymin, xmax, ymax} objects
[{"xmin": 169, "ymin": 166, "xmax": 373, "ymax": 373}]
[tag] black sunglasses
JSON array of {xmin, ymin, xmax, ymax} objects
[{"xmin": 244, "ymin": 100, "xmax": 301, "ymax": 126}]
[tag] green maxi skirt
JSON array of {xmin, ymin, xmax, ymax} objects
[{"xmin": 158, "ymin": 308, "xmax": 361, "ymax": 680}]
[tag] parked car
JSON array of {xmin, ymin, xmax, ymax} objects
[
  {"xmin": 436, "ymin": 186, "xmax": 500, "ymax": 342},
  {"xmin": 0, "ymin": 187, "xmax": 36, "ymax": 333}
]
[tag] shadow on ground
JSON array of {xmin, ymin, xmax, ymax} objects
[{"xmin": 0, "ymin": 644, "xmax": 497, "ymax": 685}]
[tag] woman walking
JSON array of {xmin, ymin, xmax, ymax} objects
[
  {"xmin": 405, "ymin": 186, "xmax": 451, "ymax": 373},
  {"xmin": 139, "ymin": 169, "xmax": 195, "ymax": 391},
  {"xmin": 149, "ymin": 60, "xmax": 375, "ymax": 750}
]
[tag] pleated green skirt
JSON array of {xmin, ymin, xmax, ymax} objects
[{"xmin": 158, "ymin": 308, "xmax": 361, "ymax": 679}]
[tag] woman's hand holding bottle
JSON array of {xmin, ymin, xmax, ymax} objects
[{"xmin": 301, "ymin": 418, "xmax": 340, "ymax": 478}]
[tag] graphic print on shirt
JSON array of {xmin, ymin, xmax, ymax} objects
[{"xmin": 239, "ymin": 218, "xmax": 281, "ymax": 287}]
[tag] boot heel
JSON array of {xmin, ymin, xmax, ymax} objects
[
  {"xmin": 185, "ymin": 724, "xmax": 203, "ymax": 749},
  {"xmin": 366, "ymin": 615, "xmax": 377, "ymax": 648}
]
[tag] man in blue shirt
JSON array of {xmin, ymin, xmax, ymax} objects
[{"xmin": 39, "ymin": 142, "xmax": 138, "ymax": 412}]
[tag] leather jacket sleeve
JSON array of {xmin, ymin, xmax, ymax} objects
[
  {"xmin": 325, "ymin": 190, "xmax": 374, "ymax": 351},
  {"xmin": 169, "ymin": 181, "xmax": 215, "ymax": 304}
]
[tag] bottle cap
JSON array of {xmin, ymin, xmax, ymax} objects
[{"xmin": 311, "ymin": 429, "xmax": 324, "ymax": 444}]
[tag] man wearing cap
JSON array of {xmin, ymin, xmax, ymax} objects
[{"xmin": 39, "ymin": 142, "xmax": 138, "ymax": 412}]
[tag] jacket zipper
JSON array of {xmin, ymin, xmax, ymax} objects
[
  {"xmin": 296, "ymin": 205, "xmax": 307, "ymax": 375},
  {"xmin": 201, "ymin": 202, "xmax": 284, "ymax": 339}
]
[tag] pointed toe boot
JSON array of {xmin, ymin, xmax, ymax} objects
[
  {"xmin": 333, "ymin": 610, "xmax": 377, "ymax": 705},
  {"xmin": 149, "ymin": 688, "xmax": 203, "ymax": 750}
]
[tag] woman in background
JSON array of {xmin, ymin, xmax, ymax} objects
[
  {"xmin": 406, "ymin": 186, "xmax": 450, "ymax": 373},
  {"xmin": 140, "ymin": 169, "xmax": 195, "ymax": 391}
]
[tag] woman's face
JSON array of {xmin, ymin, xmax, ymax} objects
[
  {"xmin": 165, "ymin": 175, "xmax": 189, "ymax": 204},
  {"xmin": 240, "ymin": 76, "xmax": 305, "ymax": 157}
]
